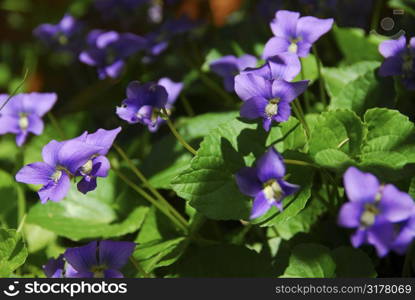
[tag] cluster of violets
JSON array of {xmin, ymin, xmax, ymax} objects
[
  {"xmin": 44, "ymin": 240, "xmax": 136, "ymax": 278},
  {"xmin": 210, "ymin": 10, "xmax": 333, "ymax": 131},
  {"xmin": 33, "ymin": 1, "xmax": 198, "ymax": 79},
  {"xmin": 4, "ymin": 4, "xmax": 415, "ymax": 278},
  {"xmin": 339, "ymin": 167, "xmax": 415, "ymax": 257}
]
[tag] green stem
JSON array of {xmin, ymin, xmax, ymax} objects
[
  {"xmin": 161, "ymin": 108, "xmax": 198, "ymax": 156},
  {"xmin": 112, "ymin": 166, "xmax": 188, "ymax": 233},
  {"xmin": 199, "ymin": 73, "xmax": 235, "ymax": 108},
  {"xmin": 284, "ymin": 159, "xmax": 318, "ymax": 168},
  {"xmin": 180, "ymin": 95, "xmax": 195, "ymax": 117},
  {"xmin": 48, "ymin": 112, "xmax": 66, "ymax": 140},
  {"xmin": 0, "ymin": 69, "xmax": 29, "ymax": 112},
  {"xmin": 113, "ymin": 143, "xmax": 189, "ymax": 229},
  {"xmin": 292, "ymin": 99, "xmax": 310, "ymax": 138},
  {"xmin": 300, "ymin": 60, "xmax": 311, "ymax": 112},
  {"xmin": 312, "ymin": 45, "xmax": 327, "ymax": 108},
  {"xmin": 371, "ymin": 0, "xmax": 384, "ymax": 32},
  {"xmin": 129, "ymin": 256, "xmax": 153, "ymax": 278}
]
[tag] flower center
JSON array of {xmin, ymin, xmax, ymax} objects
[
  {"xmin": 18, "ymin": 113, "xmax": 29, "ymax": 130},
  {"xmin": 360, "ymin": 203, "xmax": 379, "ymax": 227},
  {"xmin": 58, "ymin": 34, "xmax": 68, "ymax": 45},
  {"xmin": 265, "ymin": 98, "xmax": 280, "ymax": 118},
  {"xmin": 91, "ymin": 265, "xmax": 106, "ymax": 278},
  {"xmin": 51, "ymin": 170, "xmax": 63, "ymax": 183},
  {"xmin": 81, "ymin": 159, "xmax": 93, "ymax": 175},
  {"xmin": 288, "ymin": 38, "xmax": 301, "ymax": 54},
  {"xmin": 263, "ymin": 179, "xmax": 283, "ymax": 203}
]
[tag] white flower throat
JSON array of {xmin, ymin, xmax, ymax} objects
[
  {"xmin": 19, "ymin": 113, "xmax": 29, "ymax": 130},
  {"xmin": 265, "ymin": 98, "xmax": 280, "ymax": 118},
  {"xmin": 360, "ymin": 190, "xmax": 382, "ymax": 227},
  {"xmin": 263, "ymin": 179, "xmax": 283, "ymax": 203},
  {"xmin": 288, "ymin": 37, "xmax": 301, "ymax": 54},
  {"xmin": 81, "ymin": 160, "xmax": 94, "ymax": 175}
]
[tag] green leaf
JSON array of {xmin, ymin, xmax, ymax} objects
[
  {"xmin": 27, "ymin": 174, "xmax": 149, "ymax": 241},
  {"xmin": 23, "ymin": 224, "xmax": 56, "ymax": 253},
  {"xmin": 295, "ymin": 54, "xmax": 319, "ymax": 84},
  {"xmin": 0, "ymin": 169, "xmax": 17, "ymax": 226},
  {"xmin": 168, "ymin": 245, "xmax": 274, "ymax": 277},
  {"xmin": 0, "ymin": 229, "xmax": 28, "ymax": 277},
  {"xmin": 333, "ymin": 26, "xmax": 385, "ymax": 64},
  {"xmin": 272, "ymin": 197, "xmax": 327, "ymax": 240},
  {"xmin": 202, "ymin": 49, "xmax": 223, "ymax": 72},
  {"xmin": 133, "ymin": 237, "xmax": 187, "ymax": 273},
  {"xmin": 328, "ymin": 61, "xmax": 395, "ymax": 115},
  {"xmin": 309, "ymin": 110, "xmax": 365, "ymax": 157},
  {"xmin": 323, "ymin": 61, "xmax": 381, "ymax": 98},
  {"xmin": 143, "ymin": 112, "xmax": 239, "ymax": 189},
  {"xmin": 314, "ymin": 149, "xmax": 356, "ymax": 170},
  {"xmin": 172, "ymin": 117, "xmax": 307, "ymax": 220},
  {"xmin": 361, "ymin": 108, "xmax": 415, "ymax": 168},
  {"xmin": 280, "ymin": 243, "xmax": 335, "ymax": 278},
  {"xmin": 332, "ymin": 247, "xmax": 377, "ymax": 278}
]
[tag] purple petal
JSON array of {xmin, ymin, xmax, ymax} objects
[
  {"xmin": 0, "ymin": 114, "xmax": 19, "ymax": 134},
  {"xmin": 65, "ymin": 263, "xmax": 94, "ymax": 278},
  {"xmin": 379, "ymin": 56, "xmax": 403, "ymax": 77},
  {"xmin": 91, "ymin": 155, "xmax": 111, "ymax": 177},
  {"xmin": 296, "ymin": 41, "xmax": 313, "ymax": 57},
  {"xmin": 158, "ymin": 77, "xmax": 183, "ymax": 106},
  {"xmin": 85, "ymin": 127, "xmax": 121, "ymax": 155},
  {"xmin": 105, "ymin": 60, "xmax": 125, "ymax": 79},
  {"xmin": 104, "ymin": 269, "xmax": 124, "ymax": 278},
  {"xmin": 42, "ymin": 140, "xmax": 63, "ymax": 167},
  {"xmin": 250, "ymin": 192, "xmax": 272, "ymax": 219},
  {"xmin": 343, "ymin": 167, "xmax": 380, "ymax": 203},
  {"xmin": 234, "ymin": 74, "xmax": 272, "ymax": 101},
  {"xmin": 240, "ymin": 96, "xmax": 267, "ymax": 119},
  {"xmin": 96, "ymin": 31, "xmax": 119, "ymax": 48},
  {"xmin": 392, "ymin": 217, "xmax": 415, "ymax": 254},
  {"xmin": 210, "ymin": 55, "xmax": 239, "ymax": 77},
  {"xmin": 79, "ymin": 51, "xmax": 98, "ymax": 66},
  {"xmin": 27, "ymin": 114, "xmax": 44, "ymax": 135},
  {"xmin": 99, "ymin": 240, "xmax": 135, "ymax": 269},
  {"xmin": 256, "ymin": 148, "xmax": 285, "ymax": 182},
  {"xmin": 379, "ymin": 184, "xmax": 415, "ymax": 223},
  {"xmin": 272, "ymin": 80, "xmax": 309, "ymax": 103},
  {"xmin": 278, "ymin": 179, "xmax": 300, "ymax": 197},
  {"xmin": 77, "ymin": 177, "xmax": 97, "ymax": 194},
  {"xmin": 338, "ymin": 202, "xmax": 364, "ymax": 228},
  {"xmin": 126, "ymin": 80, "xmax": 142, "ymax": 99},
  {"xmin": 43, "ymin": 255, "xmax": 64, "ymax": 278},
  {"xmin": 15, "ymin": 162, "xmax": 55, "ymax": 185},
  {"xmin": 351, "ymin": 228, "xmax": 367, "ymax": 248},
  {"xmin": 235, "ymin": 167, "xmax": 262, "ymax": 197},
  {"xmin": 237, "ymin": 54, "xmax": 258, "ymax": 71},
  {"xmin": 367, "ymin": 222, "xmax": 395, "ymax": 257},
  {"xmin": 38, "ymin": 172, "xmax": 71, "ymax": 203},
  {"xmin": 379, "ymin": 36, "xmax": 406, "ymax": 58},
  {"xmin": 270, "ymin": 10, "xmax": 300, "ymax": 38},
  {"xmin": 262, "ymin": 118, "xmax": 272, "ymax": 132},
  {"xmin": 22, "ymin": 93, "xmax": 57, "ymax": 117},
  {"xmin": 296, "ymin": 16, "xmax": 334, "ymax": 44},
  {"xmin": 267, "ymin": 53, "xmax": 301, "ymax": 81},
  {"xmin": 57, "ymin": 141, "xmax": 103, "ymax": 174},
  {"xmin": 273, "ymin": 101, "xmax": 292, "ymax": 123},
  {"xmin": 263, "ymin": 36, "xmax": 290, "ymax": 60},
  {"xmin": 64, "ymin": 241, "xmax": 98, "ymax": 272},
  {"xmin": 16, "ymin": 131, "xmax": 28, "ymax": 147}
]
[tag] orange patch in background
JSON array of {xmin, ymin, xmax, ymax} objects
[{"xmin": 209, "ymin": 0, "xmax": 243, "ymax": 26}]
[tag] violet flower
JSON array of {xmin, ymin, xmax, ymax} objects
[
  {"xmin": 263, "ymin": 10, "xmax": 333, "ymax": 59},
  {"xmin": 338, "ymin": 167, "xmax": 415, "ymax": 257},
  {"xmin": 79, "ymin": 30, "xmax": 146, "ymax": 79},
  {"xmin": 241, "ymin": 53, "xmax": 301, "ymax": 82},
  {"xmin": 15, "ymin": 138, "xmax": 102, "ymax": 203},
  {"xmin": 234, "ymin": 73, "xmax": 308, "ymax": 131},
  {"xmin": 43, "ymin": 255, "xmax": 65, "ymax": 278},
  {"xmin": 73, "ymin": 127, "xmax": 121, "ymax": 194},
  {"xmin": 116, "ymin": 78, "xmax": 183, "ymax": 132},
  {"xmin": 0, "ymin": 93, "xmax": 57, "ymax": 146},
  {"xmin": 33, "ymin": 14, "xmax": 83, "ymax": 54},
  {"xmin": 209, "ymin": 54, "xmax": 258, "ymax": 92},
  {"xmin": 379, "ymin": 36, "xmax": 415, "ymax": 90},
  {"xmin": 64, "ymin": 240, "xmax": 135, "ymax": 278},
  {"xmin": 236, "ymin": 148, "xmax": 299, "ymax": 219}
]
